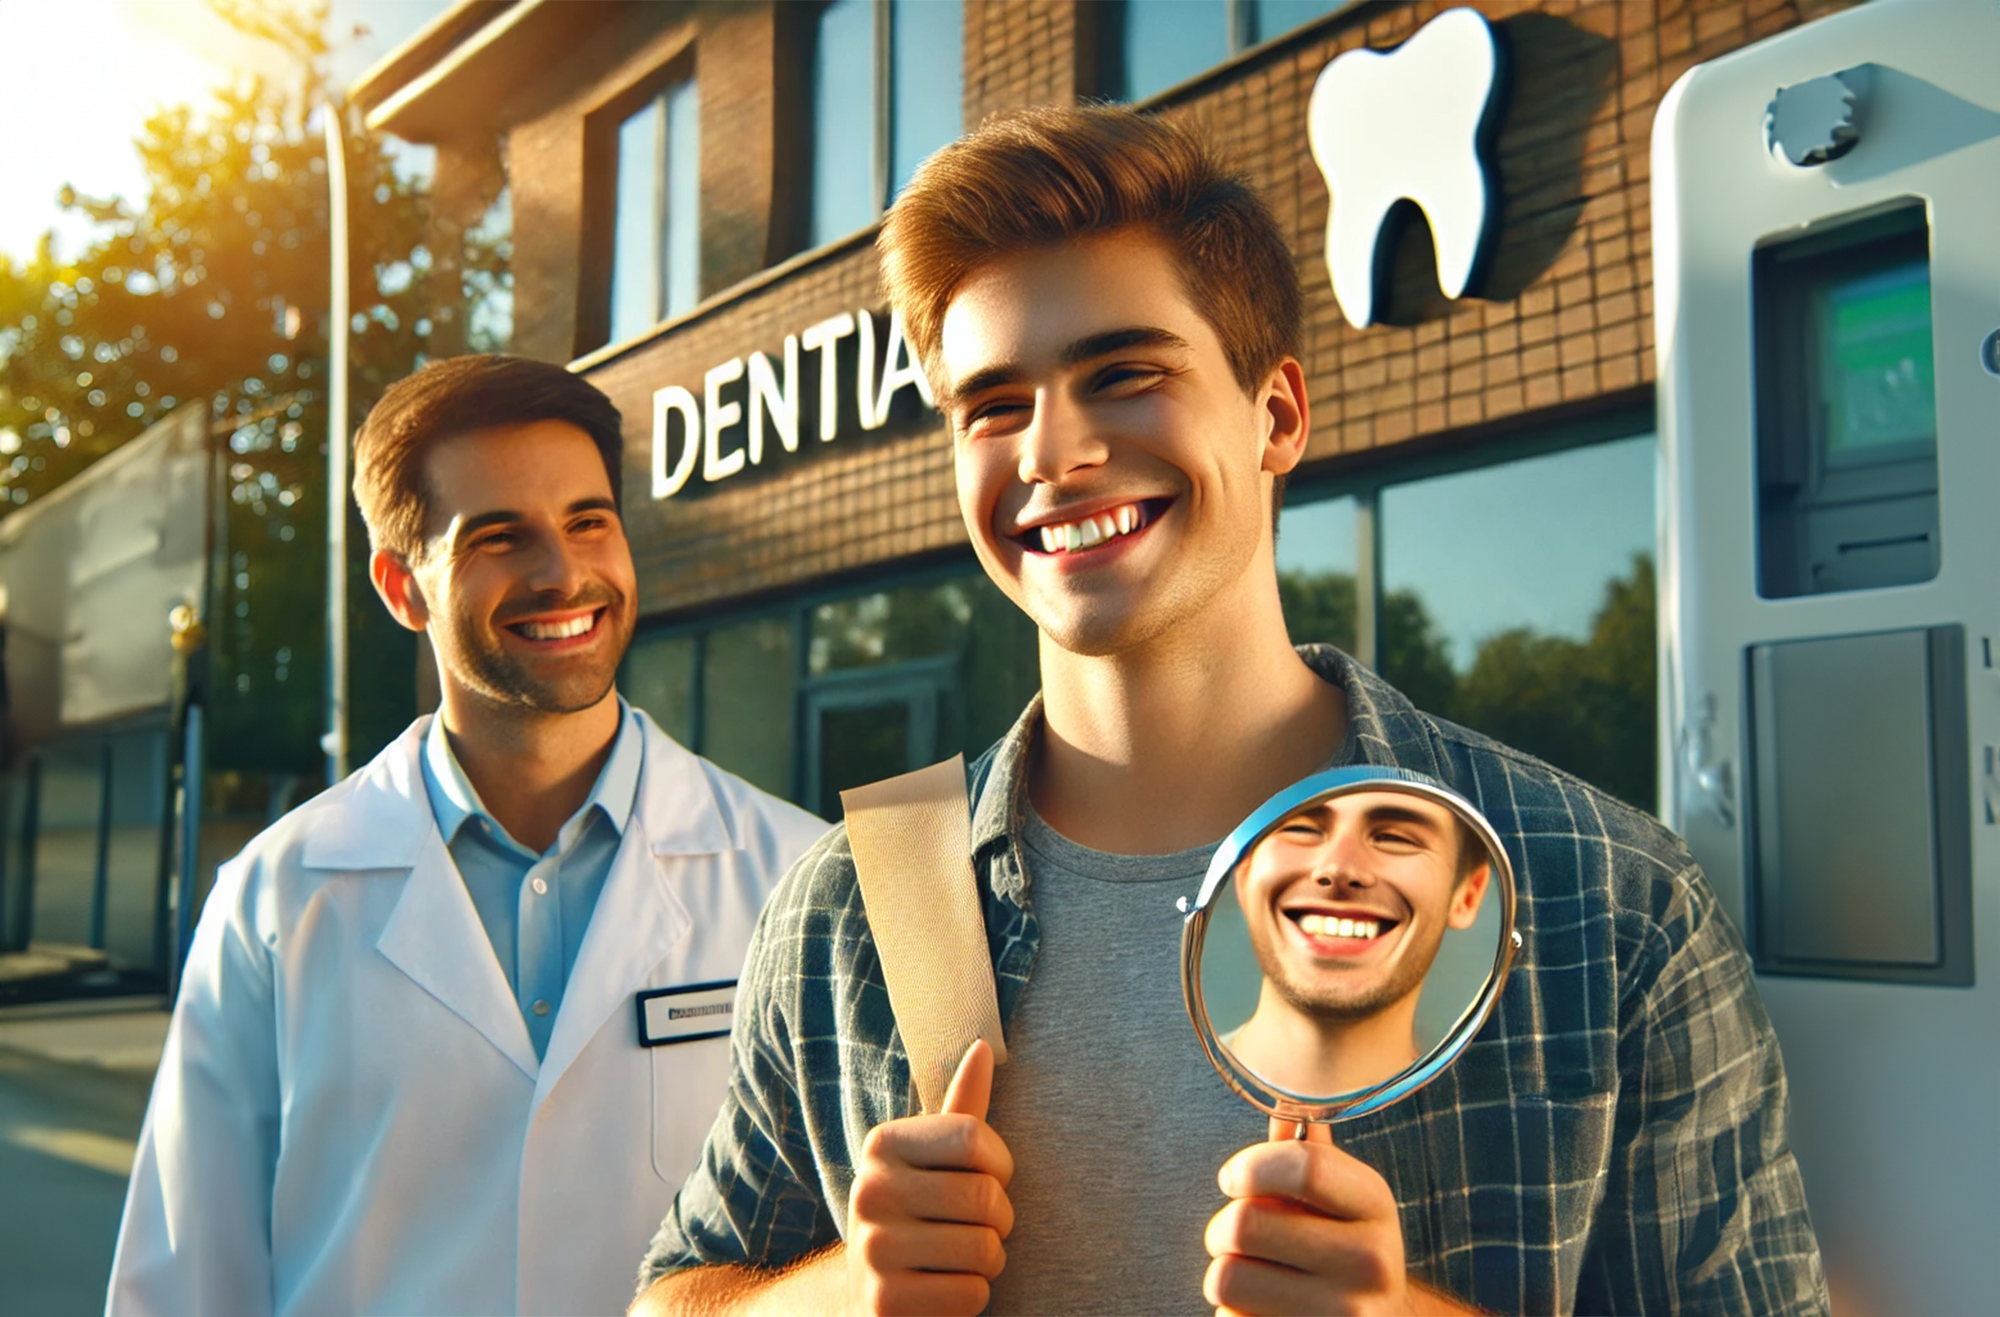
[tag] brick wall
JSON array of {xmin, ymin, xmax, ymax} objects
[
  {"xmin": 583, "ymin": 236, "xmax": 965, "ymax": 618},
  {"xmin": 577, "ymin": 0, "xmax": 1854, "ymax": 620},
  {"xmin": 1158, "ymin": 0, "xmax": 1853, "ymax": 464},
  {"xmin": 508, "ymin": 7, "xmax": 699, "ymax": 363},
  {"xmin": 963, "ymin": 0, "xmax": 1088, "ymax": 124}
]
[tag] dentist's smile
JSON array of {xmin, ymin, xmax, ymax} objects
[{"xmin": 501, "ymin": 606, "xmax": 607, "ymax": 651}]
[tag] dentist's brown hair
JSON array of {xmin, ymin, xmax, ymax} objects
[{"xmin": 352, "ymin": 354, "xmax": 625, "ymax": 562}]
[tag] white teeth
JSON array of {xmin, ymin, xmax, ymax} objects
[
  {"xmin": 1297, "ymin": 914, "xmax": 1382, "ymax": 940},
  {"xmin": 1031, "ymin": 503, "xmax": 1150, "ymax": 554},
  {"xmin": 521, "ymin": 614, "xmax": 594, "ymax": 641}
]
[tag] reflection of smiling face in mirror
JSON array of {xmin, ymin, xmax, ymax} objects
[{"xmin": 1227, "ymin": 790, "xmax": 1491, "ymax": 1095}]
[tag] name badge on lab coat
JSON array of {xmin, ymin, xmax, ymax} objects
[{"xmin": 637, "ymin": 980, "xmax": 737, "ymax": 1047}]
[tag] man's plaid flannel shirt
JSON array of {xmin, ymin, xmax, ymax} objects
[{"xmin": 638, "ymin": 646, "xmax": 1829, "ymax": 1314}]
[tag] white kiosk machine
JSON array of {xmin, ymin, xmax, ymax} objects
[{"xmin": 1654, "ymin": 2, "xmax": 1998, "ymax": 1311}]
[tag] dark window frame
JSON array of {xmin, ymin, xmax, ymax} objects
[
  {"xmin": 1092, "ymin": 0, "xmax": 1364, "ymax": 105},
  {"xmin": 796, "ymin": 0, "xmax": 966, "ymax": 255},
  {"xmin": 577, "ymin": 44, "xmax": 700, "ymax": 357},
  {"xmin": 622, "ymin": 550, "xmax": 993, "ymax": 804}
]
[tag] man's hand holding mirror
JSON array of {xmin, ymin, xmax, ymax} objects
[{"xmin": 1183, "ymin": 767, "xmax": 1518, "ymax": 1316}]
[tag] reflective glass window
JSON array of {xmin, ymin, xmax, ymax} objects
[
  {"xmin": 104, "ymin": 731, "xmax": 167, "ymax": 970},
  {"xmin": 1118, "ymin": 0, "xmax": 1231, "ymax": 101},
  {"xmin": 1248, "ymin": 0, "xmax": 1345, "ymax": 44},
  {"xmin": 665, "ymin": 80, "xmax": 701, "ymax": 317},
  {"xmin": 814, "ymin": 700, "xmax": 917, "ymax": 819},
  {"xmin": 960, "ymin": 576, "xmax": 1041, "ymax": 753},
  {"xmin": 1276, "ymin": 494, "xmax": 1359, "ymax": 654},
  {"xmin": 890, "ymin": 0, "xmax": 963, "ymax": 196},
  {"xmin": 464, "ymin": 184, "xmax": 514, "ymax": 353},
  {"xmin": 703, "ymin": 616, "xmax": 797, "ymax": 799},
  {"xmin": 649, "ymin": 570, "xmax": 1038, "ymax": 814},
  {"xmin": 622, "ymin": 631, "xmax": 698, "ymax": 746},
  {"xmin": 810, "ymin": 579, "xmax": 975, "ymax": 675},
  {"xmin": 610, "ymin": 77, "xmax": 701, "ymax": 344},
  {"xmin": 806, "ymin": 574, "xmax": 1037, "ymax": 749},
  {"xmin": 1379, "ymin": 435, "xmax": 1658, "ymax": 808},
  {"xmin": 1, "ymin": 774, "xmax": 27, "ymax": 952},
  {"xmin": 811, "ymin": 0, "xmax": 878, "ymax": 248},
  {"xmin": 29, "ymin": 743, "xmax": 105, "ymax": 947},
  {"xmin": 609, "ymin": 105, "xmax": 653, "ymax": 341},
  {"xmin": 802, "ymin": 572, "xmax": 1037, "ymax": 815}
]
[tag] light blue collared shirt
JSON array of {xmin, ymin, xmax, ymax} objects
[{"xmin": 419, "ymin": 702, "xmax": 644, "ymax": 1060}]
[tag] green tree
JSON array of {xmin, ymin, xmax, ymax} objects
[
  {"xmin": 1278, "ymin": 569, "xmax": 1459, "ymax": 716},
  {"xmin": 1452, "ymin": 554, "xmax": 1657, "ymax": 809},
  {"xmin": 1279, "ymin": 557, "xmax": 1657, "ymax": 810},
  {"xmin": 1277, "ymin": 569, "xmax": 1358, "ymax": 655},
  {"xmin": 0, "ymin": 0, "xmax": 498, "ymax": 770},
  {"xmin": 1378, "ymin": 588, "xmax": 1459, "ymax": 719}
]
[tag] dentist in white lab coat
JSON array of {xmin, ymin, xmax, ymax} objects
[{"xmin": 107, "ymin": 356, "xmax": 828, "ymax": 1317}]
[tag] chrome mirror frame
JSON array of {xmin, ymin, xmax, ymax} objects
[{"xmin": 1179, "ymin": 766, "xmax": 1521, "ymax": 1124}]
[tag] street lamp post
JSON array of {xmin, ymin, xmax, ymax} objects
[{"xmin": 322, "ymin": 102, "xmax": 350, "ymax": 785}]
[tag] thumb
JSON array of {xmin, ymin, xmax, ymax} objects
[{"xmin": 940, "ymin": 1037, "xmax": 996, "ymax": 1121}]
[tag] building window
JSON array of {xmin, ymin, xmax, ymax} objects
[
  {"xmin": 1276, "ymin": 495, "xmax": 1360, "ymax": 656},
  {"xmin": 622, "ymin": 564, "xmax": 1037, "ymax": 818},
  {"xmin": 1280, "ymin": 430, "xmax": 1659, "ymax": 811},
  {"xmin": 464, "ymin": 184, "xmax": 514, "ymax": 353},
  {"xmin": 1102, "ymin": 0, "xmax": 1350, "ymax": 102},
  {"xmin": 808, "ymin": 0, "xmax": 965, "ymax": 250},
  {"xmin": 609, "ymin": 74, "xmax": 700, "ymax": 345}
]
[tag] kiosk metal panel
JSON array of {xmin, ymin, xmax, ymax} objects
[{"xmin": 1748, "ymin": 625, "xmax": 1971, "ymax": 982}]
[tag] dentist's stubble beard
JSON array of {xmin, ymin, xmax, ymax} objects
[{"xmin": 435, "ymin": 580, "xmax": 636, "ymax": 714}]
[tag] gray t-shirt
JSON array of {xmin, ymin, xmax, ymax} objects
[{"xmin": 984, "ymin": 808, "xmax": 1268, "ymax": 1317}]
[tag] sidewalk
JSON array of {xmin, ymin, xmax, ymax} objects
[
  {"xmin": 0, "ymin": 945, "xmax": 157, "ymax": 1007},
  {"xmin": 0, "ymin": 997, "xmax": 172, "ymax": 1073},
  {"xmin": 0, "ymin": 997, "xmax": 169, "ymax": 1317}
]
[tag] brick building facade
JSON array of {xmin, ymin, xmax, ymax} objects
[{"xmin": 356, "ymin": 0, "xmax": 1853, "ymax": 816}]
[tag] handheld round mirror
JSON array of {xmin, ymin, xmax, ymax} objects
[{"xmin": 1180, "ymin": 766, "xmax": 1518, "ymax": 1124}]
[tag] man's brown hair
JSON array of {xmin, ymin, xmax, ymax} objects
[
  {"xmin": 353, "ymin": 354, "xmax": 625, "ymax": 560},
  {"xmin": 878, "ymin": 104, "xmax": 1304, "ymax": 396}
]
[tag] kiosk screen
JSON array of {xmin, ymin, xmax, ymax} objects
[{"xmin": 1752, "ymin": 201, "xmax": 1939, "ymax": 598}]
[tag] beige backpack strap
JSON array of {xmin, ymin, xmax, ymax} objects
[{"xmin": 842, "ymin": 754, "xmax": 1008, "ymax": 1114}]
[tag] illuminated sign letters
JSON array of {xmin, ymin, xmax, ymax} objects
[{"xmin": 652, "ymin": 307, "xmax": 937, "ymax": 499}]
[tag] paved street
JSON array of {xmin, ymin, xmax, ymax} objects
[{"xmin": 0, "ymin": 1001, "xmax": 168, "ymax": 1317}]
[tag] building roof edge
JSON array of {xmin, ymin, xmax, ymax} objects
[{"xmin": 347, "ymin": 0, "xmax": 516, "ymax": 114}]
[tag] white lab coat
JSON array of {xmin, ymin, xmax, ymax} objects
[{"xmin": 107, "ymin": 712, "xmax": 829, "ymax": 1317}]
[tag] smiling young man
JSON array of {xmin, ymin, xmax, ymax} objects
[
  {"xmin": 1226, "ymin": 791, "xmax": 1492, "ymax": 1097},
  {"xmin": 108, "ymin": 356, "xmax": 827, "ymax": 1317},
  {"xmin": 634, "ymin": 109, "xmax": 1826, "ymax": 1316}
]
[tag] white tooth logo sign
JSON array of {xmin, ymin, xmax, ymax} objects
[{"xmin": 1307, "ymin": 8, "xmax": 1507, "ymax": 329}]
